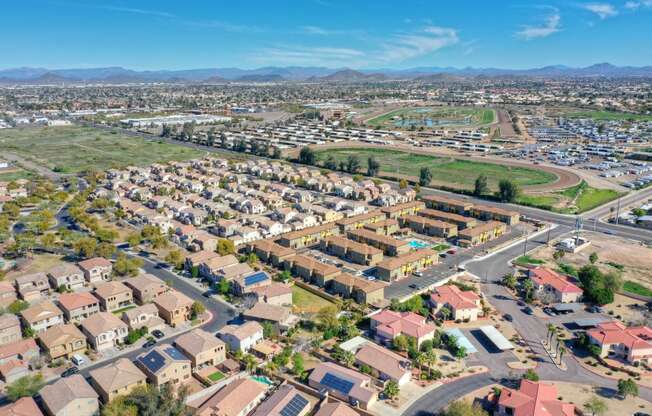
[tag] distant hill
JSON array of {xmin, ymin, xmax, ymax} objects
[{"xmin": 1, "ymin": 63, "xmax": 652, "ymax": 85}]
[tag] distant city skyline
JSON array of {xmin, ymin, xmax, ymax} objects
[{"xmin": 2, "ymin": 0, "xmax": 652, "ymax": 70}]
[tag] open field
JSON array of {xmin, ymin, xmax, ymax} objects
[
  {"xmin": 366, "ymin": 106, "xmax": 495, "ymax": 129},
  {"xmin": 291, "ymin": 285, "xmax": 335, "ymax": 314},
  {"xmin": 516, "ymin": 181, "xmax": 621, "ymax": 214},
  {"xmin": 0, "ymin": 167, "xmax": 38, "ymax": 181},
  {"xmin": 0, "ymin": 126, "xmax": 204, "ymax": 173},
  {"xmin": 314, "ymin": 147, "xmax": 556, "ymax": 191}
]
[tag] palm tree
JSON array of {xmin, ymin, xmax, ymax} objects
[
  {"xmin": 558, "ymin": 346, "xmax": 566, "ymax": 365},
  {"xmin": 439, "ymin": 306, "xmax": 452, "ymax": 321},
  {"xmin": 547, "ymin": 324, "xmax": 556, "ymax": 347},
  {"xmin": 425, "ymin": 350, "xmax": 437, "ymax": 377},
  {"xmin": 243, "ymin": 354, "xmax": 257, "ymax": 373},
  {"xmin": 414, "ymin": 352, "xmax": 426, "ymax": 376}
]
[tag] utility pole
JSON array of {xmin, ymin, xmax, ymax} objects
[
  {"xmin": 615, "ymin": 197, "xmax": 622, "ymax": 225},
  {"xmin": 546, "ymin": 224, "xmax": 551, "ymax": 245}
]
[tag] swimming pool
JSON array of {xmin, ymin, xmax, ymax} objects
[
  {"xmin": 251, "ymin": 375, "xmax": 274, "ymax": 386},
  {"xmin": 408, "ymin": 240, "xmax": 431, "ymax": 249}
]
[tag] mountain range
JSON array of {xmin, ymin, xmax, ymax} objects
[{"xmin": 1, "ymin": 63, "xmax": 651, "ymax": 84}]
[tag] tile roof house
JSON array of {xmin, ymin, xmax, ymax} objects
[
  {"xmin": 251, "ymin": 383, "xmax": 311, "ymax": 416},
  {"xmin": 80, "ymin": 312, "xmax": 128, "ymax": 351},
  {"xmin": 47, "ymin": 263, "xmax": 86, "ymax": 291},
  {"xmin": 0, "ymin": 339, "xmax": 39, "ymax": 365},
  {"xmin": 93, "ymin": 281, "xmax": 133, "ymax": 312},
  {"xmin": 587, "ymin": 321, "xmax": 652, "ymax": 364},
  {"xmin": 14, "ymin": 272, "xmax": 50, "ymax": 301},
  {"xmin": 40, "ymin": 374, "xmax": 99, "ymax": 416},
  {"xmin": 497, "ymin": 379, "xmax": 574, "ymax": 416},
  {"xmin": 0, "ymin": 315, "xmax": 22, "ymax": 347},
  {"xmin": 153, "ymin": 290, "xmax": 193, "ymax": 327},
  {"xmin": 77, "ymin": 257, "xmax": 112, "ymax": 284},
  {"xmin": 191, "ymin": 378, "xmax": 267, "ymax": 416},
  {"xmin": 21, "ymin": 300, "xmax": 64, "ymax": 334},
  {"xmin": 528, "ymin": 267, "xmax": 583, "ymax": 303},
  {"xmin": 123, "ymin": 273, "xmax": 169, "ymax": 305},
  {"xmin": 135, "ymin": 344, "xmax": 192, "ymax": 387},
  {"xmin": 89, "ymin": 358, "xmax": 147, "ymax": 403},
  {"xmin": 430, "ymin": 284, "xmax": 482, "ymax": 321},
  {"xmin": 243, "ymin": 303, "xmax": 298, "ymax": 333},
  {"xmin": 313, "ymin": 402, "xmax": 359, "ymax": 416},
  {"xmin": 0, "ymin": 397, "xmax": 44, "ymax": 416},
  {"xmin": 217, "ymin": 321, "xmax": 264, "ymax": 353},
  {"xmin": 231, "ymin": 271, "xmax": 271, "ymax": 296},
  {"xmin": 121, "ymin": 303, "xmax": 165, "ymax": 332},
  {"xmin": 38, "ymin": 323, "xmax": 87, "ymax": 360},
  {"xmin": 250, "ymin": 283, "xmax": 293, "ymax": 307},
  {"xmin": 0, "ymin": 358, "xmax": 29, "ymax": 383},
  {"xmin": 57, "ymin": 292, "xmax": 101, "ymax": 323},
  {"xmin": 308, "ymin": 362, "xmax": 376, "ymax": 410},
  {"xmin": 174, "ymin": 328, "xmax": 226, "ymax": 369},
  {"xmin": 354, "ymin": 342, "xmax": 412, "ymax": 386},
  {"xmin": 370, "ymin": 310, "xmax": 436, "ymax": 348},
  {"xmin": 0, "ymin": 281, "xmax": 17, "ymax": 308}
]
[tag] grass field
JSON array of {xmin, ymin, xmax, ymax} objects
[
  {"xmin": 623, "ymin": 281, "xmax": 652, "ymax": 298},
  {"xmin": 562, "ymin": 110, "xmax": 652, "ymax": 121},
  {"xmin": 0, "ymin": 126, "xmax": 204, "ymax": 173},
  {"xmin": 292, "ymin": 285, "xmax": 334, "ymax": 314},
  {"xmin": 559, "ymin": 181, "xmax": 620, "ymax": 213},
  {"xmin": 367, "ymin": 106, "xmax": 495, "ymax": 128},
  {"xmin": 207, "ymin": 371, "xmax": 225, "ymax": 382},
  {"xmin": 0, "ymin": 167, "xmax": 38, "ymax": 181},
  {"xmin": 314, "ymin": 148, "xmax": 556, "ymax": 190},
  {"xmin": 514, "ymin": 255, "xmax": 545, "ymax": 267}
]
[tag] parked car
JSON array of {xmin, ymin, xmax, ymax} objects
[
  {"xmin": 71, "ymin": 354, "xmax": 85, "ymax": 366},
  {"xmin": 143, "ymin": 339, "xmax": 157, "ymax": 348},
  {"xmin": 523, "ymin": 307, "xmax": 534, "ymax": 315},
  {"xmin": 503, "ymin": 314, "xmax": 514, "ymax": 322},
  {"xmin": 517, "ymin": 300, "xmax": 525, "ymax": 307},
  {"xmin": 412, "ymin": 271, "xmax": 423, "ymax": 277},
  {"xmin": 151, "ymin": 330, "xmax": 165, "ymax": 339},
  {"xmin": 61, "ymin": 367, "xmax": 79, "ymax": 378}
]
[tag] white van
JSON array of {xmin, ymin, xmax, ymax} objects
[{"xmin": 71, "ymin": 354, "xmax": 86, "ymax": 366}]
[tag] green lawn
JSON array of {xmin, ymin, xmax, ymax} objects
[
  {"xmin": 0, "ymin": 168, "xmax": 38, "ymax": 181},
  {"xmin": 558, "ymin": 181, "xmax": 620, "ymax": 213},
  {"xmin": 623, "ymin": 281, "xmax": 652, "ymax": 298},
  {"xmin": 314, "ymin": 148, "xmax": 556, "ymax": 191},
  {"xmin": 0, "ymin": 126, "xmax": 204, "ymax": 173},
  {"xmin": 515, "ymin": 194, "xmax": 561, "ymax": 210},
  {"xmin": 563, "ymin": 110, "xmax": 652, "ymax": 121},
  {"xmin": 514, "ymin": 255, "xmax": 545, "ymax": 267},
  {"xmin": 292, "ymin": 285, "xmax": 334, "ymax": 314},
  {"xmin": 208, "ymin": 370, "xmax": 225, "ymax": 382},
  {"xmin": 367, "ymin": 106, "xmax": 495, "ymax": 128}
]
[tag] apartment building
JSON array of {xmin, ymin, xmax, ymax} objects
[
  {"xmin": 320, "ymin": 235, "xmax": 384, "ymax": 266},
  {"xmin": 400, "ymin": 215, "xmax": 458, "ymax": 238},
  {"xmin": 376, "ymin": 249, "xmax": 438, "ymax": 281},
  {"xmin": 347, "ymin": 228, "xmax": 410, "ymax": 256}
]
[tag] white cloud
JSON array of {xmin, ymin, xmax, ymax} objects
[
  {"xmin": 581, "ymin": 3, "xmax": 618, "ymax": 19},
  {"xmin": 516, "ymin": 13, "xmax": 561, "ymax": 40},
  {"xmin": 379, "ymin": 26, "xmax": 459, "ymax": 62},
  {"xmin": 252, "ymin": 46, "xmax": 366, "ymax": 67},
  {"xmin": 625, "ymin": 0, "xmax": 652, "ymax": 9}
]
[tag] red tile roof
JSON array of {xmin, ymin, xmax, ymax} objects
[
  {"xmin": 529, "ymin": 267, "xmax": 582, "ymax": 294},
  {"xmin": 430, "ymin": 285, "xmax": 480, "ymax": 311},
  {"xmin": 587, "ymin": 321, "xmax": 652, "ymax": 354},
  {"xmin": 371, "ymin": 310, "xmax": 435, "ymax": 339},
  {"xmin": 498, "ymin": 380, "xmax": 574, "ymax": 416}
]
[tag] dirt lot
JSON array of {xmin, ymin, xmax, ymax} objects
[
  {"xmin": 531, "ymin": 231, "xmax": 652, "ymax": 288},
  {"xmin": 5, "ymin": 254, "xmax": 64, "ymax": 280},
  {"xmin": 465, "ymin": 382, "xmax": 651, "ymax": 416}
]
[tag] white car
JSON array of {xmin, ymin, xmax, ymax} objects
[{"xmin": 71, "ymin": 354, "xmax": 86, "ymax": 366}]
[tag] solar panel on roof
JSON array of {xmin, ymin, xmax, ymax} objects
[
  {"xmin": 280, "ymin": 394, "xmax": 309, "ymax": 416},
  {"xmin": 139, "ymin": 350, "xmax": 166, "ymax": 373},
  {"xmin": 165, "ymin": 347, "xmax": 187, "ymax": 361},
  {"xmin": 320, "ymin": 372, "xmax": 354, "ymax": 394},
  {"xmin": 244, "ymin": 271, "xmax": 269, "ymax": 286}
]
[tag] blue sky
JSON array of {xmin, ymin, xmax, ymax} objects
[{"xmin": 1, "ymin": 0, "xmax": 651, "ymax": 70}]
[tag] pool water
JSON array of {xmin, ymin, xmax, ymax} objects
[
  {"xmin": 408, "ymin": 240, "xmax": 430, "ymax": 249},
  {"xmin": 251, "ymin": 375, "xmax": 274, "ymax": 386}
]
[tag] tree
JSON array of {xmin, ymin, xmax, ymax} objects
[
  {"xmin": 6, "ymin": 374, "xmax": 44, "ymax": 401},
  {"xmin": 522, "ymin": 278, "xmax": 535, "ymax": 302},
  {"xmin": 589, "ymin": 252, "xmax": 599, "ymax": 264},
  {"xmin": 262, "ymin": 321, "xmax": 274, "ymax": 338},
  {"xmin": 292, "ymin": 353, "xmax": 305, "ymax": 376},
  {"xmin": 316, "ymin": 305, "xmax": 339, "ymax": 330},
  {"xmin": 96, "ymin": 242, "xmax": 116, "ymax": 259},
  {"xmin": 425, "ymin": 349, "xmax": 437, "ymax": 377},
  {"xmin": 114, "ymin": 253, "xmax": 143, "ymax": 277},
  {"xmin": 8, "ymin": 300, "xmax": 28, "ymax": 315},
  {"xmin": 617, "ymin": 378, "xmax": 639, "ymax": 398},
  {"xmin": 216, "ymin": 239, "xmax": 235, "ymax": 255},
  {"xmin": 558, "ymin": 346, "xmax": 566, "ymax": 364},
  {"xmin": 165, "ymin": 250, "xmax": 184, "ymax": 269},
  {"xmin": 547, "ymin": 324, "xmax": 556, "ymax": 346},
  {"xmin": 324, "ymin": 155, "xmax": 338, "ymax": 170},
  {"xmin": 127, "ymin": 232, "xmax": 142, "ymax": 248},
  {"xmin": 473, "ymin": 174, "xmax": 489, "ymax": 196},
  {"xmin": 383, "ymin": 380, "xmax": 400, "ymax": 400},
  {"xmin": 39, "ymin": 233, "xmax": 57, "ymax": 249},
  {"xmin": 102, "ymin": 396, "xmax": 138, "ymax": 416},
  {"xmin": 393, "ymin": 334, "xmax": 409, "ymax": 352},
  {"xmin": 439, "ymin": 306, "xmax": 452, "ymax": 321},
  {"xmin": 299, "ymin": 147, "xmax": 316, "ymax": 165},
  {"xmin": 419, "ymin": 167, "xmax": 432, "ymax": 186},
  {"xmin": 191, "ymin": 301, "xmax": 206, "ymax": 319},
  {"xmin": 125, "ymin": 384, "xmax": 190, "ymax": 416},
  {"xmin": 367, "ymin": 157, "xmax": 380, "ymax": 176},
  {"xmin": 523, "ymin": 369, "xmax": 540, "ymax": 381},
  {"xmin": 578, "ymin": 265, "xmax": 619, "ymax": 305},
  {"xmin": 496, "ymin": 179, "xmax": 520, "ymax": 203},
  {"xmin": 243, "ymin": 354, "xmax": 257, "ymax": 373},
  {"xmin": 502, "ymin": 273, "xmax": 517, "ymax": 289},
  {"xmin": 217, "ymin": 278, "xmax": 230, "ymax": 295},
  {"xmin": 441, "ymin": 400, "xmax": 489, "ymax": 416},
  {"xmin": 346, "ymin": 155, "xmax": 361, "ymax": 173},
  {"xmin": 73, "ymin": 237, "xmax": 97, "ymax": 258},
  {"xmin": 272, "ymin": 147, "xmax": 282, "ymax": 159},
  {"xmin": 553, "ymin": 250, "xmax": 565, "ymax": 262},
  {"xmin": 583, "ymin": 396, "xmax": 608, "ymax": 416}
]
